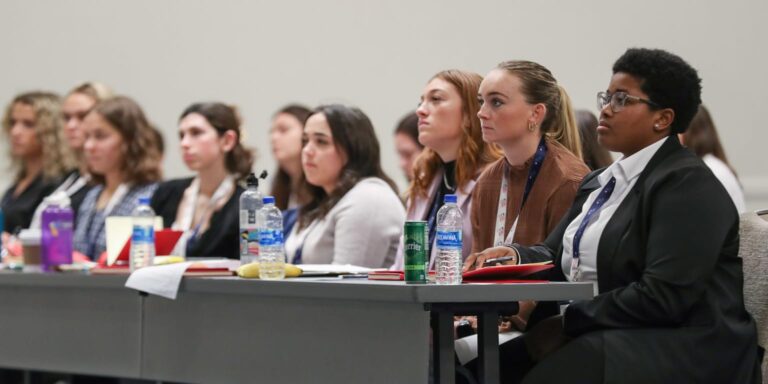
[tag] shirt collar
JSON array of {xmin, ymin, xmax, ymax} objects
[{"xmin": 599, "ymin": 136, "xmax": 668, "ymax": 185}]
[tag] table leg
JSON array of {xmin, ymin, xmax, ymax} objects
[
  {"xmin": 477, "ymin": 310, "xmax": 500, "ymax": 384},
  {"xmin": 432, "ymin": 311, "xmax": 455, "ymax": 384}
]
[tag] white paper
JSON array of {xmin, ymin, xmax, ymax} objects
[
  {"xmin": 125, "ymin": 259, "xmax": 239, "ymax": 300},
  {"xmin": 298, "ymin": 264, "xmax": 372, "ymax": 275},
  {"xmin": 454, "ymin": 331, "xmax": 522, "ymax": 365}
]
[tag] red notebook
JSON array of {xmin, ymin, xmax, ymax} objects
[{"xmin": 370, "ymin": 263, "xmax": 553, "ymax": 283}]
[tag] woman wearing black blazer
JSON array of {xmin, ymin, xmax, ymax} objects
[
  {"xmin": 151, "ymin": 102, "xmax": 254, "ymax": 259},
  {"xmin": 464, "ymin": 48, "xmax": 760, "ymax": 383}
]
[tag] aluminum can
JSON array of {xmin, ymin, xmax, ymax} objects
[{"xmin": 404, "ymin": 221, "xmax": 428, "ymax": 284}]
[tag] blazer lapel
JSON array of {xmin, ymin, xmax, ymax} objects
[{"xmin": 595, "ymin": 136, "xmax": 682, "ymax": 291}]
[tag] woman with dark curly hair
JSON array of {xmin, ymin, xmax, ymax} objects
[
  {"xmin": 284, "ymin": 104, "xmax": 405, "ymax": 268},
  {"xmin": 73, "ymin": 96, "xmax": 162, "ymax": 260},
  {"xmin": 463, "ymin": 48, "xmax": 760, "ymax": 383}
]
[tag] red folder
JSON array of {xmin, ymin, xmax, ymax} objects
[
  {"xmin": 115, "ymin": 229, "xmax": 183, "ymax": 264},
  {"xmin": 369, "ymin": 263, "xmax": 554, "ymax": 283}
]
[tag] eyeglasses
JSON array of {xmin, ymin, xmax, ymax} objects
[{"xmin": 597, "ymin": 91, "xmax": 661, "ymax": 113}]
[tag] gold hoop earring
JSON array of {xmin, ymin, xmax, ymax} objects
[{"xmin": 528, "ymin": 121, "xmax": 536, "ymax": 132}]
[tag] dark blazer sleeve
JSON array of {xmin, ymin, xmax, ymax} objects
[
  {"xmin": 150, "ymin": 179, "xmax": 190, "ymax": 228},
  {"xmin": 514, "ymin": 171, "xmax": 602, "ymax": 278},
  {"xmin": 563, "ymin": 165, "xmax": 738, "ymax": 336}
]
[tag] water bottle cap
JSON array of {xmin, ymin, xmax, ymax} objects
[
  {"xmin": 44, "ymin": 191, "xmax": 71, "ymax": 208},
  {"xmin": 444, "ymin": 194, "xmax": 457, "ymax": 204},
  {"xmin": 138, "ymin": 196, "xmax": 151, "ymax": 205},
  {"xmin": 246, "ymin": 172, "xmax": 259, "ymax": 188},
  {"xmin": 263, "ymin": 196, "xmax": 275, "ymax": 204}
]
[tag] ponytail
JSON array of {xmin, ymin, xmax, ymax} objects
[{"xmin": 546, "ymin": 85, "xmax": 582, "ymax": 159}]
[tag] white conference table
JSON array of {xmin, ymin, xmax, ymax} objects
[{"xmin": 0, "ymin": 272, "xmax": 594, "ymax": 383}]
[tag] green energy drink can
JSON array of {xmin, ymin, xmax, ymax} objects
[{"xmin": 404, "ymin": 221, "xmax": 428, "ymax": 284}]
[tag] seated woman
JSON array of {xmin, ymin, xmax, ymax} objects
[
  {"xmin": 575, "ymin": 109, "xmax": 613, "ymax": 170},
  {"xmin": 464, "ymin": 48, "xmax": 760, "ymax": 383},
  {"xmin": 29, "ymin": 82, "xmax": 114, "ymax": 229},
  {"xmin": 2, "ymin": 91, "xmax": 74, "ymax": 236},
  {"xmin": 391, "ymin": 70, "xmax": 501, "ymax": 271},
  {"xmin": 151, "ymin": 102, "xmax": 254, "ymax": 259},
  {"xmin": 268, "ymin": 104, "xmax": 312, "ymax": 236},
  {"xmin": 471, "ymin": 61, "xmax": 589, "ymax": 331},
  {"xmin": 680, "ymin": 105, "xmax": 746, "ymax": 213},
  {"xmin": 284, "ymin": 104, "xmax": 405, "ymax": 268},
  {"xmin": 392, "ymin": 110, "xmax": 423, "ymax": 183},
  {"xmin": 73, "ymin": 96, "xmax": 162, "ymax": 261}
]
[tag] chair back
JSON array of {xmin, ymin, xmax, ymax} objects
[{"xmin": 739, "ymin": 212, "xmax": 768, "ymax": 382}]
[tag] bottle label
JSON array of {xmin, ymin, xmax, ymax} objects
[
  {"xmin": 436, "ymin": 230, "xmax": 462, "ymax": 250},
  {"xmin": 241, "ymin": 229, "xmax": 260, "ymax": 256},
  {"xmin": 259, "ymin": 229, "xmax": 284, "ymax": 246},
  {"xmin": 240, "ymin": 210, "xmax": 258, "ymax": 226},
  {"xmin": 132, "ymin": 226, "xmax": 155, "ymax": 243}
]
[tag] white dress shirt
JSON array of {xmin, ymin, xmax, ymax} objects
[{"xmin": 560, "ymin": 137, "xmax": 667, "ymax": 286}]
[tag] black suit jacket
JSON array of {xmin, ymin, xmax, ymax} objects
[
  {"xmin": 516, "ymin": 136, "xmax": 760, "ymax": 383},
  {"xmin": 150, "ymin": 177, "xmax": 243, "ymax": 259}
]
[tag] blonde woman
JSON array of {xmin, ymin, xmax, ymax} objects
[{"xmin": 2, "ymin": 91, "xmax": 74, "ymax": 235}]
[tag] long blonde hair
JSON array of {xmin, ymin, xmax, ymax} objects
[
  {"xmin": 2, "ymin": 91, "xmax": 75, "ymax": 181},
  {"xmin": 408, "ymin": 70, "xmax": 502, "ymax": 205},
  {"xmin": 496, "ymin": 61, "xmax": 582, "ymax": 159}
]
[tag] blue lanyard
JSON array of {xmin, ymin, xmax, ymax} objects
[
  {"xmin": 520, "ymin": 136, "xmax": 548, "ymax": 209},
  {"xmin": 572, "ymin": 176, "xmax": 617, "ymax": 260}
]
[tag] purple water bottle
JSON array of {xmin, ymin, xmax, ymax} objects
[{"xmin": 41, "ymin": 192, "xmax": 74, "ymax": 271}]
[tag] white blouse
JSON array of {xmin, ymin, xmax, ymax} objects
[
  {"xmin": 560, "ymin": 137, "xmax": 666, "ymax": 286},
  {"xmin": 702, "ymin": 154, "xmax": 746, "ymax": 214},
  {"xmin": 284, "ymin": 177, "xmax": 405, "ymax": 268}
]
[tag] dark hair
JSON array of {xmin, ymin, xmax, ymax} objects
[
  {"xmin": 89, "ymin": 96, "xmax": 162, "ymax": 185},
  {"xmin": 682, "ymin": 105, "xmax": 737, "ymax": 176},
  {"xmin": 151, "ymin": 125, "xmax": 165, "ymax": 156},
  {"xmin": 298, "ymin": 104, "xmax": 398, "ymax": 229},
  {"xmin": 394, "ymin": 111, "xmax": 421, "ymax": 147},
  {"xmin": 270, "ymin": 104, "xmax": 312, "ymax": 210},
  {"xmin": 575, "ymin": 109, "xmax": 613, "ymax": 170},
  {"xmin": 180, "ymin": 102, "xmax": 254, "ymax": 180},
  {"xmin": 612, "ymin": 48, "xmax": 702, "ymax": 134}
]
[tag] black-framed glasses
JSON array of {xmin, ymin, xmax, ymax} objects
[{"xmin": 597, "ymin": 91, "xmax": 661, "ymax": 113}]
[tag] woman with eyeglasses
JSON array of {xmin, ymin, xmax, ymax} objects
[{"xmin": 463, "ymin": 48, "xmax": 760, "ymax": 383}]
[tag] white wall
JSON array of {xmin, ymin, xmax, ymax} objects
[{"xmin": 2, "ymin": 0, "xmax": 766, "ymax": 210}]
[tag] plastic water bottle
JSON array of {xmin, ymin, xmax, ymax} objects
[
  {"xmin": 239, "ymin": 173, "xmax": 263, "ymax": 265},
  {"xmin": 258, "ymin": 196, "xmax": 285, "ymax": 280},
  {"xmin": 435, "ymin": 194, "xmax": 463, "ymax": 285},
  {"xmin": 130, "ymin": 197, "xmax": 155, "ymax": 271},
  {"xmin": 40, "ymin": 192, "xmax": 74, "ymax": 271}
]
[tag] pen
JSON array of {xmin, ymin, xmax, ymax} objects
[{"xmin": 482, "ymin": 256, "xmax": 516, "ymax": 266}]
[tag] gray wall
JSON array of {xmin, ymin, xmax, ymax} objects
[{"xmin": 2, "ymin": 0, "xmax": 766, "ymax": 210}]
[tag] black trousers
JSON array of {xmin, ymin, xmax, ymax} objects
[{"xmin": 460, "ymin": 332, "xmax": 605, "ymax": 384}]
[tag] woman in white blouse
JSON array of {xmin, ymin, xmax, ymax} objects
[
  {"xmin": 679, "ymin": 105, "xmax": 746, "ymax": 213},
  {"xmin": 284, "ymin": 104, "xmax": 405, "ymax": 268}
]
